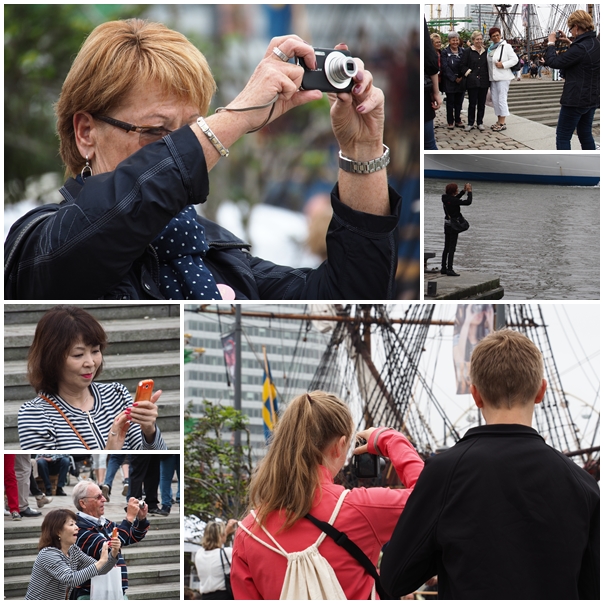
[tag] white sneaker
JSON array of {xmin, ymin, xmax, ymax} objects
[{"xmin": 464, "ymin": 125, "xmax": 473, "ymax": 132}]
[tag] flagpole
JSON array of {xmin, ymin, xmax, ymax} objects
[
  {"xmin": 234, "ymin": 305, "xmax": 242, "ymax": 448},
  {"xmin": 263, "ymin": 345, "xmax": 277, "ymax": 427}
]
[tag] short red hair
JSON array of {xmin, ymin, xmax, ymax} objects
[{"xmin": 445, "ymin": 183, "xmax": 458, "ymax": 196}]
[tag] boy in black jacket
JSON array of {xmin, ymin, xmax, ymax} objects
[{"xmin": 381, "ymin": 329, "xmax": 599, "ymax": 600}]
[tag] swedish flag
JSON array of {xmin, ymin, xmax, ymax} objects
[{"xmin": 262, "ymin": 350, "xmax": 279, "ymax": 443}]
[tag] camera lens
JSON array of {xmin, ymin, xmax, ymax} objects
[{"xmin": 324, "ymin": 51, "xmax": 358, "ymax": 88}]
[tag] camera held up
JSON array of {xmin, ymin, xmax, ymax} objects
[
  {"xmin": 298, "ymin": 47, "xmax": 358, "ymax": 93},
  {"xmin": 353, "ymin": 437, "xmax": 380, "ymax": 479}
]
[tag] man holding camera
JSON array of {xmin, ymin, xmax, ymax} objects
[
  {"xmin": 72, "ymin": 480, "xmax": 149, "ymax": 599},
  {"xmin": 380, "ymin": 329, "xmax": 599, "ymax": 600}
]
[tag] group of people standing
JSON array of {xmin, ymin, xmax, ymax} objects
[{"xmin": 431, "ymin": 27, "xmax": 518, "ymax": 136}]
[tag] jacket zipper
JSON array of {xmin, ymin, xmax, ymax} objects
[{"xmin": 85, "ymin": 410, "xmax": 106, "ymax": 449}]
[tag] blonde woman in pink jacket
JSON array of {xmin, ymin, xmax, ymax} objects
[{"xmin": 231, "ymin": 391, "xmax": 424, "ymax": 599}]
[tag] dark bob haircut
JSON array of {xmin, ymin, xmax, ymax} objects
[
  {"xmin": 445, "ymin": 183, "xmax": 459, "ymax": 196},
  {"xmin": 27, "ymin": 305, "xmax": 108, "ymax": 395},
  {"xmin": 38, "ymin": 508, "xmax": 78, "ymax": 550},
  {"xmin": 488, "ymin": 27, "xmax": 501, "ymax": 37}
]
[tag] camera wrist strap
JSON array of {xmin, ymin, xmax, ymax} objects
[
  {"xmin": 304, "ymin": 512, "xmax": 390, "ymax": 600},
  {"xmin": 215, "ymin": 94, "xmax": 279, "ymax": 133}
]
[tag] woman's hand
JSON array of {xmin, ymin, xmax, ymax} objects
[
  {"xmin": 105, "ymin": 411, "xmax": 131, "ymax": 451},
  {"xmin": 328, "ymin": 44, "xmax": 385, "ymax": 161},
  {"xmin": 226, "ymin": 518, "xmax": 238, "ymax": 536},
  {"xmin": 226, "ymin": 35, "xmax": 323, "ymax": 131},
  {"xmin": 353, "ymin": 427, "xmax": 378, "ymax": 455},
  {"xmin": 96, "ymin": 541, "xmax": 109, "ymax": 570},
  {"xmin": 495, "ymin": 60, "xmax": 504, "ymax": 69},
  {"xmin": 126, "ymin": 390, "xmax": 161, "ymax": 442},
  {"xmin": 109, "ymin": 536, "xmax": 121, "ymax": 558}
]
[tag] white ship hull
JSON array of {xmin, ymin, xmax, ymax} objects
[{"xmin": 425, "ymin": 154, "xmax": 600, "ymax": 186}]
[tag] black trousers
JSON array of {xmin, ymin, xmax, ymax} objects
[
  {"xmin": 445, "ymin": 91, "xmax": 464, "ymax": 125},
  {"xmin": 467, "ymin": 87, "xmax": 489, "ymax": 126},
  {"xmin": 128, "ymin": 455, "xmax": 160, "ymax": 509},
  {"xmin": 442, "ymin": 227, "xmax": 459, "ymax": 269}
]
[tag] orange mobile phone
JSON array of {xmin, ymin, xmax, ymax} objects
[
  {"xmin": 135, "ymin": 379, "xmax": 154, "ymax": 402},
  {"xmin": 112, "ymin": 527, "xmax": 118, "ymax": 539}
]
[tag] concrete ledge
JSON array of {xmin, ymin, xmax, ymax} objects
[{"xmin": 425, "ymin": 271, "xmax": 504, "ymax": 300}]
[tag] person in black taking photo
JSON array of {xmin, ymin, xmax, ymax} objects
[
  {"xmin": 441, "ymin": 182, "xmax": 472, "ymax": 277},
  {"xmin": 544, "ymin": 10, "xmax": 599, "ymax": 150}
]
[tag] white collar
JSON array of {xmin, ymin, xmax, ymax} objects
[{"xmin": 78, "ymin": 511, "xmax": 107, "ymax": 526}]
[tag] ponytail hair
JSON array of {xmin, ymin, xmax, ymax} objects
[{"xmin": 248, "ymin": 390, "xmax": 354, "ymax": 530}]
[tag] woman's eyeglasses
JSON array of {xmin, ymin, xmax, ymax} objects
[{"xmin": 92, "ymin": 115, "xmax": 173, "ymax": 145}]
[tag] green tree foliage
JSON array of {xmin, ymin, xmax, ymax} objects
[
  {"xmin": 4, "ymin": 4, "xmax": 147, "ymax": 203},
  {"xmin": 184, "ymin": 401, "xmax": 252, "ymax": 522}
]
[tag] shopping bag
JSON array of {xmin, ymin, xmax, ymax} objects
[{"xmin": 90, "ymin": 566, "xmax": 123, "ymax": 600}]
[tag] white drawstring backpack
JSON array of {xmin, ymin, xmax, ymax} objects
[{"xmin": 238, "ymin": 489, "xmax": 353, "ymax": 600}]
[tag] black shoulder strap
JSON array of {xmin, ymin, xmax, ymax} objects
[
  {"xmin": 499, "ymin": 46, "xmax": 504, "ymax": 62},
  {"xmin": 305, "ymin": 513, "xmax": 391, "ymax": 600}
]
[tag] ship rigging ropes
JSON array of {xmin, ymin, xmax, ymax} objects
[
  {"xmin": 307, "ymin": 304, "xmax": 597, "ymax": 472},
  {"xmin": 308, "ymin": 305, "xmax": 458, "ymax": 456}
]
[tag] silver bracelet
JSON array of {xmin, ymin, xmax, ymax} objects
[
  {"xmin": 338, "ymin": 144, "xmax": 390, "ymax": 174},
  {"xmin": 196, "ymin": 117, "xmax": 229, "ymax": 158}
]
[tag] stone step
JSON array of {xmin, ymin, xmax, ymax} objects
[
  {"xmin": 4, "ymin": 544, "xmax": 180, "ymax": 576},
  {"xmin": 4, "ymin": 528, "xmax": 181, "ymax": 558},
  {"xmin": 4, "ymin": 564, "xmax": 180, "ymax": 596},
  {"xmin": 4, "ymin": 352, "xmax": 180, "ymax": 401},
  {"xmin": 120, "ymin": 582, "xmax": 181, "ymax": 600},
  {"xmin": 4, "ymin": 317, "xmax": 180, "ymax": 361},
  {"xmin": 3, "ymin": 515, "xmax": 180, "ymax": 540},
  {"xmin": 3, "ymin": 428, "xmax": 181, "ymax": 451},
  {"xmin": 3, "ymin": 304, "xmax": 180, "ymax": 325}
]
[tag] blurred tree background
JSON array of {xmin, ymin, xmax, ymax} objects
[{"xmin": 4, "ymin": 4, "xmax": 148, "ymax": 204}]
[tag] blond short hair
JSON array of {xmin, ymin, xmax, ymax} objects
[
  {"xmin": 201, "ymin": 521, "xmax": 226, "ymax": 551},
  {"xmin": 567, "ymin": 10, "xmax": 594, "ymax": 32},
  {"xmin": 55, "ymin": 19, "xmax": 217, "ymax": 177},
  {"xmin": 470, "ymin": 31, "xmax": 483, "ymax": 42},
  {"xmin": 470, "ymin": 330, "xmax": 543, "ymax": 408},
  {"xmin": 430, "ymin": 33, "xmax": 442, "ymax": 45}
]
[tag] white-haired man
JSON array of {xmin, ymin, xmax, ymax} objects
[{"xmin": 71, "ymin": 480, "xmax": 149, "ymax": 599}]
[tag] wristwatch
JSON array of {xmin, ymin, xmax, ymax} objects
[{"xmin": 338, "ymin": 144, "xmax": 390, "ymax": 174}]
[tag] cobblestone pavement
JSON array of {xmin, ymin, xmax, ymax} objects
[{"xmin": 433, "ymin": 105, "xmax": 531, "ymax": 150}]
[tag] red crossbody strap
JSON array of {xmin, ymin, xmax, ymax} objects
[{"xmin": 39, "ymin": 393, "xmax": 91, "ymax": 450}]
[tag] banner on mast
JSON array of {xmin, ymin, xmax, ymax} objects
[{"xmin": 453, "ymin": 305, "xmax": 494, "ymax": 394}]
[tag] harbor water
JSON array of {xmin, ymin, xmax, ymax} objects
[{"xmin": 424, "ymin": 179, "xmax": 600, "ymax": 299}]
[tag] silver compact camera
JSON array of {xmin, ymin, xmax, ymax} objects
[{"xmin": 298, "ymin": 48, "xmax": 358, "ymax": 93}]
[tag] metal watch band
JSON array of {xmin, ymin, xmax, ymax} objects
[
  {"xmin": 338, "ymin": 144, "xmax": 390, "ymax": 174},
  {"xmin": 196, "ymin": 116, "xmax": 229, "ymax": 158}
]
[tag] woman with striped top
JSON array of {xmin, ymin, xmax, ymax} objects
[
  {"xmin": 18, "ymin": 306, "xmax": 167, "ymax": 450},
  {"xmin": 25, "ymin": 508, "xmax": 119, "ymax": 600}
]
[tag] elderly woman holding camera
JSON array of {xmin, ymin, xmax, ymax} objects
[
  {"xmin": 231, "ymin": 391, "xmax": 424, "ymax": 599},
  {"xmin": 5, "ymin": 19, "xmax": 400, "ymax": 301},
  {"xmin": 544, "ymin": 10, "xmax": 600, "ymax": 150},
  {"xmin": 18, "ymin": 305, "xmax": 166, "ymax": 450}
]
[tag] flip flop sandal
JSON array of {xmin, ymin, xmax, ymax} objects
[{"xmin": 492, "ymin": 124, "xmax": 506, "ymax": 132}]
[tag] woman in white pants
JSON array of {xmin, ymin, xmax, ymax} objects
[{"xmin": 486, "ymin": 27, "xmax": 517, "ymax": 131}]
